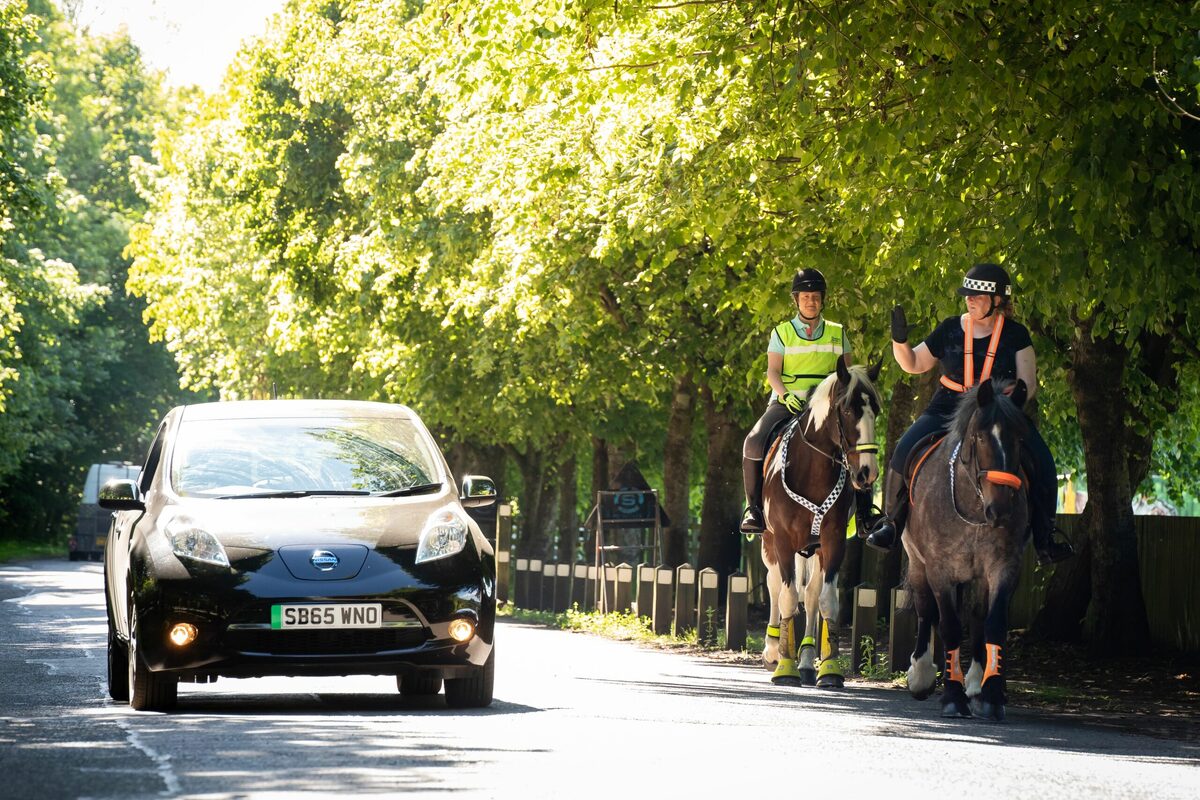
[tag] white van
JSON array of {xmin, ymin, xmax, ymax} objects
[{"xmin": 71, "ymin": 462, "xmax": 140, "ymax": 561}]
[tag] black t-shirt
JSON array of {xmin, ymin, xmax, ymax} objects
[{"xmin": 922, "ymin": 315, "xmax": 1033, "ymax": 415}]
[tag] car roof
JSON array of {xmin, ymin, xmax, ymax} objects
[{"xmin": 178, "ymin": 399, "xmax": 417, "ymax": 421}]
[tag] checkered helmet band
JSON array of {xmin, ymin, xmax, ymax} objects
[{"xmin": 962, "ymin": 277, "xmax": 1011, "ymax": 296}]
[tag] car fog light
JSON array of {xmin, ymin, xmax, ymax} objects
[
  {"xmin": 168, "ymin": 622, "xmax": 198, "ymax": 647},
  {"xmin": 448, "ymin": 618, "xmax": 475, "ymax": 642}
]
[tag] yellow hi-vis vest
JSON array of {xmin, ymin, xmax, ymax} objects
[{"xmin": 769, "ymin": 319, "xmax": 846, "ymax": 399}]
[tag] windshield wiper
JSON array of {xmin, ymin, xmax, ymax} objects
[
  {"xmin": 216, "ymin": 489, "xmax": 372, "ymax": 500},
  {"xmin": 372, "ymin": 482, "xmax": 442, "ymax": 497}
]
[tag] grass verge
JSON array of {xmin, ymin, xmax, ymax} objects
[{"xmin": 0, "ymin": 539, "xmax": 64, "ymax": 564}]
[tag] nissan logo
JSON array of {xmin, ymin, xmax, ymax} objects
[{"xmin": 310, "ymin": 550, "xmax": 339, "ymax": 572}]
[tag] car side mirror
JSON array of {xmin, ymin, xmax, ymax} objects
[
  {"xmin": 460, "ymin": 475, "xmax": 497, "ymax": 509},
  {"xmin": 99, "ymin": 478, "xmax": 145, "ymax": 511}
]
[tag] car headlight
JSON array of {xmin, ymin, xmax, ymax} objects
[
  {"xmin": 165, "ymin": 517, "xmax": 230, "ymax": 567},
  {"xmin": 415, "ymin": 506, "xmax": 470, "ymax": 564}
]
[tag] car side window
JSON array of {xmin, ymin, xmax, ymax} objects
[{"xmin": 140, "ymin": 425, "xmax": 167, "ymax": 494}]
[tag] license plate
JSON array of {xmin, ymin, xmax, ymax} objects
[{"xmin": 271, "ymin": 603, "xmax": 382, "ymax": 629}]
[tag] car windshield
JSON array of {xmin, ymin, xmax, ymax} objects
[{"xmin": 170, "ymin": 416, "xmax": 441, "ymax": 498}]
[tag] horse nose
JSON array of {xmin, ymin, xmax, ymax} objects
[
  {"xmin": 857, "ymin": 466, "xmax": 872, "ymax": 487},
  {"xmin": 985, "ymin": 503, "xmax": 1000, "ymax": 524}
]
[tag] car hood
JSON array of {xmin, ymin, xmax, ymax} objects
[{"xmin": 169, "ymin": 495, "xmax": 453, "ymax": 550}]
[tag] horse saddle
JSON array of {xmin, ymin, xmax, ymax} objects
[{"xmin": 762, "ymin": 415, "xmax": 804, "ymax": 477}]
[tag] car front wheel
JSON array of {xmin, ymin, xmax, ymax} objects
[
  {"xmin": 398, "ymin": 671, "xmax": 442, "ymax": 697},
  {"xmin": 127, "ymin": 601, "xmax": 177, "ymax": 711},
  {"xmin": 444, "ymin": 648, "xmax": 495, "ymax": 709}
]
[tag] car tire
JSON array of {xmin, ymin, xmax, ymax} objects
[
  {"xmin": 398, "ymin": 671, "xmax": 442, "ymax": 697},
  {"xmin": 127, "ymin": 602, "xmax": 177, "ymax": 711},
  {"xmin": 107, "ymin": 616, "xmax": 130, "ymax": 702},
  {"xmin": 444, "ymin": 648, "xmax": 495, "ymax": 709}
]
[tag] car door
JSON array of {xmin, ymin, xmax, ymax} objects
[{"xmin": 108, "ymin": 420, "xmax": 169, "ymax": 640}]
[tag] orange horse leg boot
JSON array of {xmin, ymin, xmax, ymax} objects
[
  {"xmin": 946, "ymin": 648, "xmax": 965, "ymax": 685},
  {"xmin": 982, "ymin": 643, "xmax": 1002, "ymax": 685}
]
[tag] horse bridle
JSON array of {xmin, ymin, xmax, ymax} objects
[
  {"xmin": 800, "ymin": 395, "xmax": 879, "ymax": 473},
  {"xmin": 948, "ymin": 432, "xmax": 1024, "ymax": 525}
]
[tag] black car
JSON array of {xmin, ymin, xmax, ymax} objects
[{"xmin": 101, "ymin": 400, "xmax": 497, "ymax": 711}]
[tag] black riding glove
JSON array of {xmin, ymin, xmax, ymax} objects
[{"xmin": 891, "ymin": 305, "xmax": 910, "ymax": 344}]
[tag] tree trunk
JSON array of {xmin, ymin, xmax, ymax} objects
[
  {"xmin": 696, "ymin": 386, "xmax": 743, "ymax": 579},
  {"xmin": 661, "ymin": 373, "xmax": 695, "ymax": 568},
  {"xmin": 556, "ymin": 455, "xmax": 579, "ymax": 562},
  {"xmin": 509, "ymin": 446, "xmax": 558, "ymax": 561},
  {"xmin": 1041, "ymin": 326, "xmax": 1151, "ymax": 650}
]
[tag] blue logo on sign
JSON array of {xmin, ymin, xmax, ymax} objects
[{"xmin": 310, "ymin": 550, "xmax": 339, "ymax": 572}]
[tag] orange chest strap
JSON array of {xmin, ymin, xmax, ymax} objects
[{"xmin": 939, "ymin": 314, "xmax": 1005, "ymax": 393}]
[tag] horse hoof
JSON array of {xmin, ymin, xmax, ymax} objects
[
  {"xmin": 799, "ymin": 668, "xmax": 817, "ymax": 686},
  {"xmin": 971, "ymin": 698, "xmax": 1006, "ymax": 722},
  {"xmin": 771, "ymin": 675, "xmax": 804, "ymax": 687},
  {"xmin": 910, "ymin": 686, "xmax": 935, "ymax": 702},
  {"xmin": 763, "ymin": 659, "xmax": 779, "ymax": 671},
  {"xmin": 817, "ymin": 675, "xmax": 845, "ymax": 689},
  {"xmin": 941, "ymin": 699, "xmax": 972, "ymax": 719}
]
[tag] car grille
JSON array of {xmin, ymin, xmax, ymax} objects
[{"xmin": 225, "ymin": 628, "xmax": 428, "ymax": 656}]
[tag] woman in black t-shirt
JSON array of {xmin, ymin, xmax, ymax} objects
[{"xmin": 864, "ymin": 263, "xmax": 1073, "ymax": 565}]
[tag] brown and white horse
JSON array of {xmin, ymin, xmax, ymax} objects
[{"xmin": 761, "ymin": 358, "xmax": 881, "ymax": 687}]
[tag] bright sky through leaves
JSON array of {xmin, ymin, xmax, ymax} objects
[{"xmin": 70, "ymin": 0, "xmax": 285, "ymax": 91}]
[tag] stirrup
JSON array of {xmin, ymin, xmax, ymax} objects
[
  {"xmin": 865, "ymin": 516, "xmax": 897, "ymax": 552},
  {"xmin": 740, "ymin": 507, "xmax": 765, "ymax": 534},
  {"xmin": 1036, "ymin": 528, "xmax": 1074, "ymax": 565}
]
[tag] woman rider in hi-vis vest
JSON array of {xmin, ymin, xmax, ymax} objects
[
  {"xmin": 740, "ymin": 268, "xmax": 872, "ymax": 534},
  {"xmin": 864, "ymin": 262, "xmax": 1074, "ymax": 565}
]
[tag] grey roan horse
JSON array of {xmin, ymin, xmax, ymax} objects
[{"xmin": 903, "ymin": 378, "xmax": 1030, "ymax": 721}]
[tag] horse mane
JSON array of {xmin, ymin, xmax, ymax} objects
[
  {"xmin": 808, "ymin": 364, "xmax": 880, "ymax": 433},
  {"xmin": 945, "ymin": 380, "xmax": 1029, "ymax": 449}
]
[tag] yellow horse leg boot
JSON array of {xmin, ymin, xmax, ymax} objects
[
  {"xmin": 762, "ymin": 624, "xmax": 780, "ymax": 669},
  {"xmin": 797, "ymin": 635, "xmax": 818, "ymax": 686},
  {"xmin": 971, "ymin": 643, "xmax": 1006, "ymax": 722},
  {"xmin": 816, "ymin": 627, "xmax": 845, "ymax": 689},
  {"xmin": 771, "ymin": 618, "xmax": 802, "ymax": 685},
  {"xmin": 940, "ymin": 647, "xmax": 971, "ymax": 718}
]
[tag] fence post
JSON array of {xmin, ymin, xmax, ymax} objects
[
  {"xmin": 541, "ymin": 563, "xmax": 556, "ymax": 612},
  {"xmin": 725, "ymin": 571, "xmax": 749, "ymax": 651},
  {"xmin": 554, "ymin": 563, "xmax": 572, "ymax": 613},
  {"xmin": 636, "ymin": 562, "xmax": 655, "ymax": 618},
  {"xmin": 515, "ymin": 558, "xmax": 529, "ymax": 609},
  {"xmin": 674, "ymin": 563, "xmax": 696, "ymax": 637},
  {"xmin": 496, "ymin": 504, "xmax": 512, "ymax": 605},
  {"xmin": 571, "ymin": 563, "xmax": 588, "ymax": 610},
  {"xmin": 697, "ymin": 567, "xmax": 719, "ymax": 645},
  {"xmin": 614, "ymin": 563, "xmax": 634, "ymax": 614},
  {"xmin": 851, "ymin": 584, "xmax": 879, "ymax": 675},
  {"xmin": 652, "ymin": 565, "xmax": 673, "ymax": 635},
  {"xmin": 603, "ymin": 564, "xmax": 618, "ymax": 612},
  {"xmin": 585, "ymin": 565, "xmax": 598, "ymax": 611},
  {"xmin": 888, "ymin": 587, "xmax": 916, "ymax": 673},
  {"xmin": 529, "ymin": 559, "xmax": 544, "ymax": 611}
]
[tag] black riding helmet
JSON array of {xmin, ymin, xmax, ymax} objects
[
  {"xmin": 792, "ymin": 268, "xmax": 827, "ymax": 297},
  {"xmin": 958, "ymin": 262, "xmax": 1012, "ymax": 319},
  {"xmin": 957, "ymin": 263, "xmax": 1013, "ymax": 297}
]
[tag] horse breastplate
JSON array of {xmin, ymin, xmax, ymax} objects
[{"xmin": 779, "ymin": 419, "xmax": 847, "ymax": 539}]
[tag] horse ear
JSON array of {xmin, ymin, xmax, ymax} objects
[
  {"xmin": 867, "ymin": 356, "xmax": 883, "ymax": 383},
  {"xmin": 977, "ymin": 378, "xmax": 996, "ymax": 408},
  {"xmin": 1011, "ymin": 379, "xmax": 1028, "ymax": 408},
  {"xmin": 836, "ymin": 354, "xmax": 851, "ymax": 385}
]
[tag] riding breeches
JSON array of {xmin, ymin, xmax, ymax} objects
[
  {"xmin": 743, "ymin": 399, "xmax": 794, "ymax": 460},
  {"xmin": 891, "ymin": 410, "xmax": 1058, "ymax": 520}
]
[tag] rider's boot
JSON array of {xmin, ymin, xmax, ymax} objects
[
  {"xmin": 865, "ymin": 469, "xmax": 907, "ymax": 552},
  {"xmin": 1031, "ymin": 512, "xmax": 1074, "ymax": 566},
  {"xmin": 739, "ymin": 457, "xmax": 765, "ymax": 534},
  {"xmin": 855, "ymin": 488, "xmax": 884, "ymax": 535}
]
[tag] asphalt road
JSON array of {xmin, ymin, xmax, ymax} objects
[{"xmin": 1, "ymin": 559, "xmax": 1196, "ymax": 799}]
